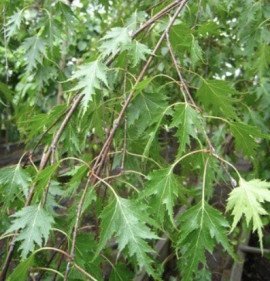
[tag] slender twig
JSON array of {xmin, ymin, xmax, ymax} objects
[
  {"xmin": 25, "ymin": 94, "xmax": 82, "ymax": 207},
  {"xmin": 39, "ymin": 95, "xmax": 82, "ymax": 171},
  {"xmin": 3, "ymin": 6, "xmax": 10, "ymax": 152},
  {"xmin": 57, "ymin": 31, "xmax": 69, "ymax": 104},
  {"xmin": 192, "ymin": 0, "xmax": 202, "ymax": 29},
  {"xmin": 0, "ymin": 240, "xmax": 14, "ymax": 281},
  {"xmin": 121, "ymin": 68, "xmax": 128, "ymax": 169},
  {"xmin": 165, "ymin": 30, "xmax": 237, "ymax": 187},
  {"xmin": 63, "ymin": 177, "xmax": 92, "ymax": 281},
  {"xmin": 3, "ymin": 7, "xmax": 9, "ymax": 84},
  {"xmin": 166, "ymin": 32, "xmax": 199, "ymax": 110},
  {"xmin": 73, "ymin": 263, "xmax": 98, "ymax": 281},
  {"xmin": 202, "ymin": 157, "xmax": 210, "ymax": 206},
  {"xmin": 41, "ymin": 178, "xmax": 51, "ymax": 207},
  {"xmin": 35, "ymin": 247, "xmax": 97, "ymax": 281},
  {"xmin": 239, "ymin": 244, "xmax": 270, "ymax": 255}
]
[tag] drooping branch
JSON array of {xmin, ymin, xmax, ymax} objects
[
  {"xmin": 91, "ymin": 0, "xmax": 189, "ymax": 180},
  {"xmin": 63, "ymin": 1, "xmax": 189, "ymax": 280}
]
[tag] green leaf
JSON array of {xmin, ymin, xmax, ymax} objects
[
  {"xmin": 63, "ymin": 165, "xmax": 88, "ymax": 196},
  {"xmin": 197, "ymin": 21, "xmax": 219, "ymax": 37},
  {"xmin": 99, "ymin": 27, "xmax": 131, "ymax": 57},
  {"xmin": 126, "ymin": 10, "xmax": 146, "ymax": 31},
  {"xmin": 96, "ymin": 197, "xmax": 159, "ymax": 278},
  {"xmin": 71, "ymin": 60, "xmax": 108, "ymax": 113},
  {"xmin": 126, "ymin": 40, "xmax": 151, "ymax": 67},
  {"xmin": 226, "ymin": 177, "xmax": 270, "ymax": 250},
  {"xmin": 5, "ymin": 204, "xmax": 54, "ymax": 258},
  {"xmin": 33, "ymin": 162, "xmax": 60, "ymax": 200},
  {"xmin": 195, "ymin": 267, "xmax": 212, "ymax": 281},
  {"xmin": 170, "ymin": 104, "xmax": 201, "ymax": 155},
  {"xmin": 109, "ymin": 264, "xmax": 134, "ymax": 281},
  {"xmin": 127, "ymin": 92, "xmax": 167, "ymax": 135},
  {"xmin": 20, "ymin": 36, "xmax": 47, "ymax": 72},
  {"xmin": 255, "ymin": 43, "xmax": 270, "ymax": 78},
  {"xmin": 169, "ymin": 23, "xmax": 192, "ymax": 50},
  {"xmin": 55, "ymin": 1, "xmax": 77, "ymax": 27},
  {"xmin": 190, "ymin": 38, "xmax": 203, "ymax": 65},
  {"xmin": 34, "ymin": 64, "xmax": 58, "ymax": 88},
  {"xmin": 0, "ymin": 164, "xmax": 31, "ymax": 207},
  {"xmin": 140, "ymin": 167, "xmax": 184, "ymax": 225},
  {"xmin": 7, "ymin": 255, "xmax": 34, "ymax": 281},
  {"xmin": 178, "ymin": 202, "xmax": 235, "ymax": 281},
  {"xmin": 74, "ymin": 233, "xmax": 102, "ymax": 280},
  {"xmin": 197, "ymin": 79, "xmax": 238, "ymax": 118},
  {"xmin": 134, "ymin": 76, "xmax": 155, "ymax": 92},
  {"xmin": 41, "ymin": 17, "xmax": 62, "ymax": 48},
  {"xmin": 19, "ymin": 104, "xmax": 66, "ymax": 141},
  {"xmin": 0, "ymin": 81, "xmax": 14, "ymax": 102},
  {"xmin": 229, "ymin": 121, "xmax": 264, "ymax": 158},
  {"xmin": 6, "ymin": 9, "xmax": 24, "ymax": 39}
]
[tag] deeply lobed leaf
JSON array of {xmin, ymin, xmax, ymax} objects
[
  {"xmin": 140, "ymin": 167, "xmax": 185, "ymax": 225},
  {"xmin": 178, "ymin": 202, "xmax": 235, "ymax": 281},
  {"xmin": 71, "ymin": 60, "xmax": 108, "ymax": 113},
  {"xmin": 20, "ymin": 36, "xmax": 47, "ymax": 72},
  {"xmin": 197, "ymin": 79, "xmax": 238, "ymax": 118},
  {"xmin": 96, "ymin": 197, "xmax": 160, "ymax": 279},
  {"xmin": 0, "ymin": 164, "xmax": 31, "ymax": 209},
  {"xmin": 229, "ymin": 121, "xmax": 265, "ymax": 158},
  {"xmin": 170, "ymin": 104, "xmax": 201, "ymax": 156},
  {"xmin": 99, "ymin": 27, "xmax": 131, "ymax": 57},
  {"xmin": 226, "ymin": 177, "xmax": 270, "ymax": 250},
  {"xmin": 5, "ymin": 204, "xmax": 54, "ymax": 258}
]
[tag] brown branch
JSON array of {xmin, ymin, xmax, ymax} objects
[
  {"xmin": 3, "ymin": 7, "xmax": 9, "ymax": 84},
  {"xmin": 63, "ymin": 1, "xmax": 189, "ymax": 280},
  {"xmin": 91, "ymin": 0, "xmax": 189, "ymax": 181},
  {"xmin": 73, "ymin": 263, "xmax": 98, "ymax": 281}
]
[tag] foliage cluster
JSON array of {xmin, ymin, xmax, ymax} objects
[{"xmin": 0, "ymin": 0, "xmax": 270, "ymax": 280}]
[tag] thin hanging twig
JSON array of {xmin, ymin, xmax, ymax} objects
[
  {"xmin": 63, "ymin": 176, "xmax": 91, "ymax": 281},
  {"xmin": 192, "ymin": 0, "xmax": 202, "ymax": 29},
  {"xmin": 165, "ymin": 31, "xmax": 237, "ymax": 187},
  {"xmin": 121, "ymin": 68, "xmax": 128, "ymax": 170}
]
